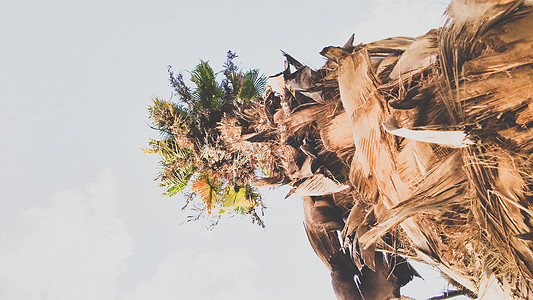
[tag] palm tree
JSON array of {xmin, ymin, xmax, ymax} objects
[
  {"xmin": 214, "ymin": 1, "xmax": 532, "ymax": 298},
  {"xmin": 251, "ymin": 1, "xmax": 533, "ymax": 298},
  {"xmin": 147, "ymin": 0, "xmax": 533, "ymax": 298}
]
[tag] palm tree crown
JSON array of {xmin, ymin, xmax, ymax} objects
[{"xmin": 146, "ymin": 51, "xmax": 267, "ymax": 227}]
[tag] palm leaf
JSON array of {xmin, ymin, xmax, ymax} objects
[
  {"xmin": 239, "ymin": 69, "xmax": 267, "ymax": 102},
  {"xmin": 228, "ymin": 72, "xmax": 244, "ymax": 99},
  {"xmin": 222, "ymin": 186, "xmax": 248, "ymax": 211},
  {"xmin": 144, "ymin": 138, "xmax": 191, "ymax": 166},
  {"xmin": 147, "ymin": 98, "xmax": 189, "ymax": 136},
  {"xmin": 162, "ymin": 164, "xmax": 196, "ymax": 197},
  {"xmin": 191, "ymin": 175, "xmax": 221, "ymax": 213},
  {"xmin": 189, "ymin": 60, "xmax": 224, "ymax": 111},
  {"xmin": 222, "ymin": 184, "xmax": 260, "ymax": 212}
]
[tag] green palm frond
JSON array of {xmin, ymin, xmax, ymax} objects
[
  {"xmin": 239, "ymin": 69, "xmax": 267, "ymax": 102},
  {"xmin": 144, "ymin": 138, "xmax": 191, "ymax": 166},
  {"xmin": 145, "ymin": 137, "xmax": 196, "ymax": 196},
  {"xmin": 162, "ymin": 164, "xmax": 196, "ymax": 197},
  {"xmin": 222, "ymin": 184, "xmax": 261, "ymax": 213},
  {"xmin": 190, "ymin": 61, "xmax": 224, "ymax": 112}
]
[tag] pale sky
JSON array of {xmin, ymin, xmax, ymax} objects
[{"xmin": 0, "ymin": 0, "xmax": 467, "ymax": 299}]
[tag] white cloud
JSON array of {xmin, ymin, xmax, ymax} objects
[
  {"xmin": 0, "ymin": 168, "xmax": 133, "ymax": 300},
  {"xmin": 126, "ymin": 249, "xmax": 269, "ymax": 300},
  {"xmin": 118, "ymin": 186, "xmax": 333, "ymax": 300}
]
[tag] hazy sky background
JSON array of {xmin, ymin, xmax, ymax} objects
[{"xmin": 0, "ymin": 0, "xmax": 468, "ymax": 299}]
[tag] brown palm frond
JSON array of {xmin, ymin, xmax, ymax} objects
[{"xmin": 191, "ymin": 175, "xmax": 220, "ymax": 214}]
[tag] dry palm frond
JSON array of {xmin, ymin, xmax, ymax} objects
[
  {"xmin": 319, "ymin": 111, "xmax": 355, "ymax": 156},
  {"xmin": 191, "ymin": 175, "xmax": 221, "ymax": 214},
  {"xmin": 217, "ymin": 117, "xmax": 243, "ymax": 151},
  {"xmin": 282, "ymin": 104, "xmax": 326, "ymax": 132},
  {"xmin": 388, "ymin": 30, "xmax": 438, "ymax": 81},
  {"xmin": 382, "ymin": 119, "xmax": 474, "ymax": 148},
  {"xmin": 303, "ymin": 196, "xmax": 346, "ymax": 271},
  {"xmin": 396, "ymin": 140, "xmax": 434, "ymax": 186},
  {"xmin": 146, "ymin": 1, "xmax": 533, "ymax": 298},
  {"xmin": 365, "ymin": 36, "xmax": 416, "ymax": 54},
  {"xmin": 285, "ymin": 174, "xmax": 350, "ymax": 199},
  {"xmin": 359, "ymin": 152, "xmax": 466, "ymax": 248},
  {"xmin": 438, "ymin": 0, "xmax": 528, "ymax": 122}
]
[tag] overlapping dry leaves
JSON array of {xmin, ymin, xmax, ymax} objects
[{"xmin": 217, "ymin": 0, "xmax": 533, "ymax": 298}]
